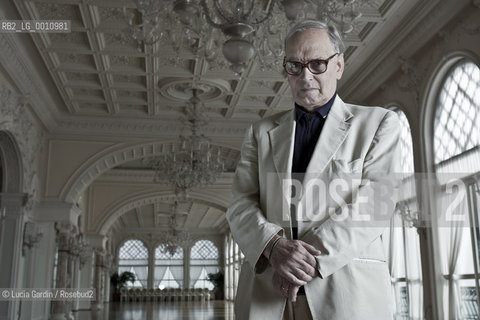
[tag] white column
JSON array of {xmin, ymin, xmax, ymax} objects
[
  {"xmin": 71, "ymin": 253, "xmax": 81, "ymax": 312},
  {"xmin": 91, "ymin": 251, "xmax": 105, "ymax": 310},
  {"xmin": 85, "ymin": 234, "xmax": 107, "ymax": 310},
  {"xmin": 50, "ymin": 222, "xmax": 74, "ymax": 320},
  {"xmin": 103, "ymin": 253, "xmax": 113, "ymax": 303},
  {"xmin": 77, "ymin": 251, "xmax": 94, "ymax": 311},
  {"xmin": 32, "ymin": 201, "xmax": 80, "ymax": 320},
  {"xmin": 0, "ymin": 192, "xmax": 27, "ymax": 320}
]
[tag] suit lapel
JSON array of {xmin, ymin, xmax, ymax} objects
[
  {"xmin": 305, "ymin": 97, "xmax": 353, "ymax": 174},
  {"xmin": 268, "ymin": 110, "xmax": 296, "ymax": 178}
]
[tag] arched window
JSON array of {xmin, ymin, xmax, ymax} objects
[
  {"xmin": 432, "ymin": 58, "xmax": 480, "ymax": 319},
  {"xmin": 190, "ymin": 240, "xmax": 219, "ymax": 290},
  {"xmin": 154, "ymin": 245, "xmax": 184, "ymax": 289},
  {"xmin": 118, "ymin": 239, "xmax": 149, "ymax": 288},
  {"xmin": 433, "ymin": 60, "xmax": 480, "ymax": 175}
]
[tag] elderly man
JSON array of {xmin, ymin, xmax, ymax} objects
[{"xmin": 226, "ymin": 20, "xmax": 401, "ymax": 320}]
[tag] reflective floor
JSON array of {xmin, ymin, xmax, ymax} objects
[{"xmin": 75, "ymin": 300, "xmax": 235, "ymax": 320}]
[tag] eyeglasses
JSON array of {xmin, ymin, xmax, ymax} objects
[{"xmin": 283, "ymin": 53, "xmax": 339, "ymax": 76}]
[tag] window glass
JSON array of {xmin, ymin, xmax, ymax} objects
[
  {"xmin": 118, "ymin": 239, "xmax": 149, "ymax": 288},
  {"xmin": 154, "ymin": 245, "xmax": 184, "ymax": 289},
  {"xmin": 434, "ymin": 61, "xmax": 480, "ymax": 164},
  {"xmin": 190, "ymin": 240, "xmax": 219, "ymax": 290}
]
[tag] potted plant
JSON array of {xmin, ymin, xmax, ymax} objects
[
  {"xmin": 110, "ymin": 271, "xmax": 135, "ymax": 301},
  {"xmin": 207, "ymin": 271, "xmax": 224, "ymax": 300}
]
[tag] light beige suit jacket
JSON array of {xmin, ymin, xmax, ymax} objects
[{"xmin": 226, "ymin": 96, "xmax": 401, "ymax": 320}]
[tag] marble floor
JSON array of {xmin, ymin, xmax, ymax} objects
[{"xmin": 75, "ymin": 300, "xmax": 235, "ymax": 320}]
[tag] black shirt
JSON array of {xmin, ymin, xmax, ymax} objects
[{"xmin": 292, "ymin": 93, "xmax": 336, "ymax": 175}]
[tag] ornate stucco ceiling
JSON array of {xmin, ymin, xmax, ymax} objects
[{"xmin": 11, "ymin": 0, "xmax": 421, "ymax": 135}]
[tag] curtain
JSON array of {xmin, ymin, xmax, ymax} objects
[
  {"xmin": 118, "ymin": 266, "xmax": 130, "ymax": 274},
  {"xmin": 205, "ymin": 266, "xmax": 218, "ymax": 275},
  {"xmin": 437, "ymin": 186, "xmax": 468, "ymax": 319},
  {"xmin": 405, "ymin": 224, "xmax": 423, "ymax": 319},
  {"xmin": 189, "ymin": 266, "xmax": 203, "ymax": 287},
  {"xmin": 154, "ymin": 266, "xmax": 168, "ymax": 288},
  {"xmin": 170, "ymin": 266, "xmax": 184, "ymax": 287},
  {"xmin": 134, "ymin": 266, "xmax": 148, "ymax": 288}
]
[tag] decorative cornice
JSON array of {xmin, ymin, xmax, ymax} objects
[
  {"xmin": 98, "ymin": 169, "xmax": 235, "ymax": 183},
  {"xmin": 84, "ymin": 234, "xmax": 107, "ymax": 251},
  {"xmin": 54, "ymin": 117, "xmax": 250, "ymax": 138},
  {"xmin": 36, "ymin": 201, "xmax": 80, "ymax": 227}
]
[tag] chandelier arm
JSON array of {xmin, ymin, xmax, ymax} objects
[
  {"xmin": 242, "ymin": 0, "xmax": 255, "ymax": 21},
  {"xmin": 252, "ymin": 0, "xmax": 276, "ymax": 25},
  {"xmin": 200, "ymin": 0, "xmax": 226, "ymax": 29},
  {"xmin": 212, "ymin": 0, "xmax": 234, "ymax": 24}
]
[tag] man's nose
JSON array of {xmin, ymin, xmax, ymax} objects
[{"xmin": 298, "ymin": 66, "xmax": 315, "ymax": 79}]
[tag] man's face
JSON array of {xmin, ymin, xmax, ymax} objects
[{"xmin": 285, "ymin": 28, "xmax": 344, "ymax": 111}]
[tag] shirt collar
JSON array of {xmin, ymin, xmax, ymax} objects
[{"xmin": 295, "ymin": 93, "xmax": 336, "ymax": 120}]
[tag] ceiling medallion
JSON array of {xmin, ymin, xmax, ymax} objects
[{"xmin": 158, "ymin": 77, "xmax": 231, "ymax": 102}]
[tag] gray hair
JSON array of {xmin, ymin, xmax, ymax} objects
[{"xmin": 285, "ymin": 20, "xmax": 345, "ymax": 54}]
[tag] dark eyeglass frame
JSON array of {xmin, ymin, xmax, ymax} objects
[{"xmin": 283, "ymin": 53, "xmax": 339, "ymax": 75}]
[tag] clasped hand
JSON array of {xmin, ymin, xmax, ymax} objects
[{"xmin": 269, "ymin": 238, "xmax": 320, "ymax": 301}]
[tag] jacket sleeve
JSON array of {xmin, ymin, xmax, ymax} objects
[
  {"xmin": 226, "ymin": 124, "xmax": 283, "ymax": 274},
  {"xmin": 302, "ymin": 110, "xmax": 402, "ymax": 279}
]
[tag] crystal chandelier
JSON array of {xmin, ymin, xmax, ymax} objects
[
  {"xmin": 122, "ymin": 0, "xmax": 368, "ymax": 71},
  {"xmin": 148, "ymin": 89, "xmax": 224, "ymax": 197},
  {"xmin": 160, "ymin": 201, "xmax": 191, "ymax": 256}
]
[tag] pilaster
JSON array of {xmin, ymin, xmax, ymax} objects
[
  {"xmin": 86, "ymin": 234, "xmax": 107, "ymax": 311},
  {"xmin": 0, "ymin": 192, "xmax": 28, "ymax": 320}
]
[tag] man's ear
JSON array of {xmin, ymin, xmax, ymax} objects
[{"xmin": 336, "ymin": 53, "xmax": 345, "ymax": 80}]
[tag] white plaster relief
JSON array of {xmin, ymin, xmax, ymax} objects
[{"xmin": 0, "ymin": 85, "xmax": 44, "ymax": 211}]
